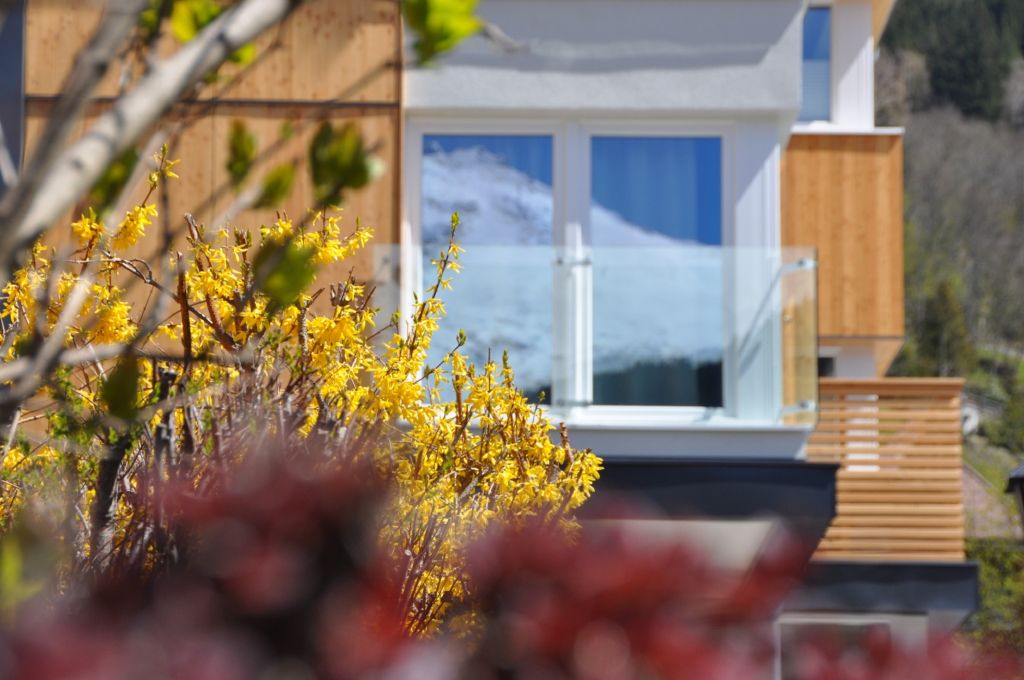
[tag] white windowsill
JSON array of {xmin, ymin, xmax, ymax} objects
[
  {"xmin": 790, "ymin": 123, "xmax": 904, "ymax": 136},
  {"xmin": 553, "ymin": 413, "xmax": 816, "ymax": 459},
  {"xmin": 547, "ymin": 408, "xmax": 814, "ymax": 433}
]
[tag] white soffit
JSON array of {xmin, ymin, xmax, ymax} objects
[{"xmin": 405, "ymin": 0, "xmax": 805, "ymax": 116}]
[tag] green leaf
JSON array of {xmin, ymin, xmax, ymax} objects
[
  {"xmin": 226, "ymin": 120, "xmax": 257, "ymax": 188},
  {"xmin": 403, "ymin": 0, "xmax": 482, "ymax": 64},
  {"xmin": 254, "ymin": 163, "xmax": 296, "ymax": 209},
  {"xmin": 308, "ymin": 122, "xmax": 382, "ymax": 206},
  {"xmin": 138, "ymin": 0, "xmax": 172, "ymax": 39},
  {"xmin": 253, "ymin": 241, "xmax": 318, "ymax": 310},
  {"xmin": 88, "ymin": 147, "xmax": 139, "ymax": 214},
  {"xmin": 230, "ymin": 42, "xmax": 257, "ymax": 67},
  {"xmin": 102, "ymin": 357, "xmax": 141, "ymax": 422},
  {"xmin": 169, "ymin": 0, "xmax": 198, "ymax": 41},
  {"xmin": 170, "ymin": 0, "xmax": 224, "ymax": 43},
  {"xmin": 0, "ymin": 537, "xmax": 42, "ymax": 621}
]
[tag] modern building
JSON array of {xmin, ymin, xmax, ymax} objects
[{"xmin": 4, "ymin": 0, "xmax": 977, "ymax": 672}]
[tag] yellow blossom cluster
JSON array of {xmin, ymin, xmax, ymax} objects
[
  {"xmin": 112, "ymin": 204, "xmax": 157, "ymax": 250},
  {"xmin": 0, "ymin": 162, "xmax": 601, "ymax": 634}
]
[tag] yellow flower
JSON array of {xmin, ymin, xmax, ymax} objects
[
  {"xmin": 260, "ymin": 216, "xmax": 294, "ymax": 242},
  {"xmin": 71, "ymin": 208, "xmax": 104, "ymax": 245},
  {"xmin": 112, "ymin": 204, "xmax": 157, "ymax": 250},
  {"xmin": 4, "ymin": 203, "xmax": 602, "ymax": 638}
]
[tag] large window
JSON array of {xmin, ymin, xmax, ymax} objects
[
  {"xmin": 589, "ymin": 136, "xmax": 723, "ymax": 407},
  {"xmin": 799, "ymin": 7, "xmax": 831, "ymax": 122},
  {"xmin": 413, "ymin": 124, "xmax": 726, "ymax": 411}
]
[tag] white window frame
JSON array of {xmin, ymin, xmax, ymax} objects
[
  {"xmin": 402, "ymin": 116, "xmax": 737, "ymax": 424},
  {"xmin": 794, "ymin": 0, "xmax": 882, "ymax": 133},
  {"xmin": 797, "ymin": 1, "xmax": 834, "ymax": 126}
]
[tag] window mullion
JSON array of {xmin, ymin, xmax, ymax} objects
[{"xmin": 553, "ymin": 123, "xmax": 592, "ymax": 411}]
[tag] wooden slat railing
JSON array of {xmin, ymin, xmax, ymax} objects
[{"xmin": 806, "ymin": 378, "xmax": 966, "ymax": 561}]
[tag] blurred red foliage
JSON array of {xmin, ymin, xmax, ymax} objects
[{"xmin": 1, "ymin": 440, "xmax": 1020, "ymax": 680}]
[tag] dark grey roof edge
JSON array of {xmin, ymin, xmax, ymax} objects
[
  {"xmin": 783, "ymin": 560, "xmax": 979, "ymax": 624},
  {"xmin": 585, "ymin": 458, "xmax": 838, "ymax": 542}
]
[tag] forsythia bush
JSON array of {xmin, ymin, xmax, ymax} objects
[{"xmin": 0, "ymin": 149, "xmax": 601, "ymax": 634}]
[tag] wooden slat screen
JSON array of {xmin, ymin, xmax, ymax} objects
[{"xmin": 807, "ymin": 378, "xmax": 966, "ymax": 561}]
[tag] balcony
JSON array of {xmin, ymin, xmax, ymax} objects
[
  {"xmin": 806, "ymin": 378, "xmax": 966, "ymax": 561},
  {"xmin": 369, "ymin": 243, "xmax": 822, "ymax": 457},
  {"xmin": 419, "ymin": 244, "xmax": 817, "ymax": 418}
]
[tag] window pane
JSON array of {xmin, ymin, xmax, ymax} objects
[
  {"xmin": 590, "ymin": 136, "xmax": 723, "ymax": 407},
  {"xmin": 421, "ymin": 134, "xmax": 553, "ymax": 402},
  {"xmin": 799, "ymin": 7, "xmax": 831, "ymax": 122}
]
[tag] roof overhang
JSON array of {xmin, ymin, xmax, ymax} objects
[
  {"xmin": 406, "ymin": 0, "xmax": 804, "ymax": 123},
  {"xmin": 582, "ymin": 458, "xmax": 839, "ymax": 572}
]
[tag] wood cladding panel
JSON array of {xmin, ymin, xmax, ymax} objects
[
  {"xmin": 24, "ymin": 0, "xmax": 110, "ymax": 97},
  {"xmin": 23, "ymin": 0, "xmax": 402, "ymax": 308},
  {"xmin": 781, "ymin": 133, "xmax": 904, "ymax": 340},
  {"xmin": 24, "ymin": 103, "xmax": 399, "ymax": 291},
  {"xmin": 24, "ymin": 0, "xmax": 400, "ymax": 104},
  {"xmin": 806, "ymin": 378, "xmax": 967, "ymax": 562}
]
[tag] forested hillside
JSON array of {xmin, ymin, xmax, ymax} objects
[
  {"xmin": 880, "ymin": 0, "xmax": 1024, "ymax": 390},
  {"xmin": 883, "ymin": 2, "xmax": 1024, "ymax": 647}
]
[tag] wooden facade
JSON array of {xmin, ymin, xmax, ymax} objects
[
  {"xmin": 807, "ymin": 378, "xmax": 966, "ymax": 561},
  {"xmin": 781, "ymin": 132, "xmax": 905, "ymax": 371},
  {"xmin": 23, "ymin": 0, "xmax": 403, "ymax": 285}
]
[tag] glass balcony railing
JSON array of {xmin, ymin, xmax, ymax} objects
[{"xmin": 372, "ymin": 243, "xmax": 818, "ymax": 426}]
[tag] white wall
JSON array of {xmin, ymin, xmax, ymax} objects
[
  {"xmin": 821, "ymin": 344, "xmax": 877, "ymax": 378},
  {"xmin": 729, "ymin": 123, "xmax": 784, "ymax": 420},
  {"xmin": 831, "ymin": 0, "xmax": 875, "ymax": 128},
  {"xmin": 406, "ymin": 0, "xmax": 805, "ymax": 119}
]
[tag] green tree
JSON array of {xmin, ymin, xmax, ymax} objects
[
  {"xmin": 985, "ymin": 380, "xmax": 1024, "ymax": 452},
  {"xmin": 965, "ymin": 538, "xmax": 1024, "ymax": 653},
  {"xmin": 929, "ymin": 1, "xmax": 1010, "ymax": 120},
  {"xmin": 918, "ymin": 279, "xmax": 976, "ymax": 377}
]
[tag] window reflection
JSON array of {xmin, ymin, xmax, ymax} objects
[
  {"xmin": 421, "ymin": 135, "xmax": 554, "ymax": 403},
  {"xmin": 590, "ymin": 136, "xmax": 724, "ymax": 407},
  {"xmin": 800, "ymin": 7, "xmax": 831, "ymax": 122}
]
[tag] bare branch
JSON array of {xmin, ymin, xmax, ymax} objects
[
  {"xmin": 104, "ymin": 129, "xmax": 170, "ymax": 225},
  {"xmin": 185, "ymin": 57, "xmax": 395, "ymax": 220},
  {"xmin": 0, "ymin": 0, "xmax": 303, "ymax": 285},
  {"xmin": 212, "ymin": 182, "xmax": 262, "ymax": 229},
  {"xmin": 0, "ymin": 122, "xmax": 17, "ymax": 187},
  {"xmin": 0, "ymin": 343, "xmax": 252, "ymax": 388},
  {"xmin": 480, "ymin": 19, "xmax": 528, "ymax": 55},
  {"xmin": 0, "ymin": 0, "xmax": 150, "ymax": 249}
]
